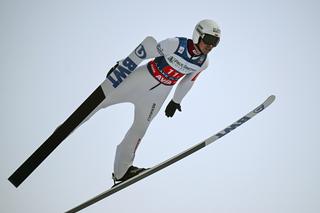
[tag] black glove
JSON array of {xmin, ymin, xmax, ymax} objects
[
  {"xmin": 165, "ymin": 100, "xmax": 181, "ymax": 117},
  {"xmin": 106, "ymin": 62, "xmax": 119, "ymax": 77}
]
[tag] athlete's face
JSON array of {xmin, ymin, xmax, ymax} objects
[{"xmin": 198, "ymin": 40, "xmax": 214, "ymax": 54}]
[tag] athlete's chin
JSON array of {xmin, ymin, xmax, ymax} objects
[{"xmin": 202, "ymin": 48, "xmax": 212, "ymax": 54}]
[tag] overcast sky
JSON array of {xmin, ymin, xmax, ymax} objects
[{"xmin": 1, "ymin": 0, "xmax": 320, "ymax": 212}]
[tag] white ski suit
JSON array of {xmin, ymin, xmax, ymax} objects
[{"xmin": 84, "ymin": 37, "xmax": 209, "ymax": 179}]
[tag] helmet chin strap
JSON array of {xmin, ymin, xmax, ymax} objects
[{"xmin": 194, "ymin": 42, "xmax": 204, "ymax": 55}]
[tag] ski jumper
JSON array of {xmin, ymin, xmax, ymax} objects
[{"xmin": 82, "ymin": 37, "xmax": 209, "ymax": 179}]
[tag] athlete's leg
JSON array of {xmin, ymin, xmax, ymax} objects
[{"xmin": 113, "ymin": 87, "xmax": 171, "ymax": 179}]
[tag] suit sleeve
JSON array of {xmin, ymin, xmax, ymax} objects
[
  {"xmin": 172, "ymin": 59, "xmax": 209, "ymax": 104},
  {"xmin": 156, "ymin": 37, "xmax": 179, "ymax": 56}
]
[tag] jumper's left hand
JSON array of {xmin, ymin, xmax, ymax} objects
[{"xmin": 165, "ymin": 100, "xmax": 181, "ymax": 117}]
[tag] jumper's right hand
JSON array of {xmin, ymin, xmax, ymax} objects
[{"xmin": 107, "ymin": 62, "xmax": 119, "ymax": 77}]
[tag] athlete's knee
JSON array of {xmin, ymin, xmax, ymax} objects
[{"xmin": 131, "ymin": 120, "xmax": 150, "ymax": 138}]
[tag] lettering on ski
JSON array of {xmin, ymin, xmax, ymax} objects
[
  {"xmin": 66, "ymin": 95, "xmax": 275, "ymax": 213},
  {"xmin": 215, "ymin": 116, "xmax": 250, "ymax": 138},
  {"xmin": 8, "ymin": 36, "xmax": 158, "ymax": 188},
  {"xmin": 106, "ymin": 54, "xmax": 139, "ymax": 88},
  {"xmin": 107, "ymin": 36, "xmax": 158, "ymax": 88}
]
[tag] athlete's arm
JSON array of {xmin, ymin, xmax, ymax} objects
[
  {"xmin": 156, "ymin": 37, "xmax": 179, "ymax": 56},
  {"xmin": 172, "ymin": 59, "xmax": 209, "ymax": 104},
  {"xmin": 165, "ymin": 59, "xmax": 209, "ymax": 117}
]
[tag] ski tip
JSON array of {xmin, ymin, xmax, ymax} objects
[
  {"xmin": 262, "ymin": 95, "xmax": 276, "ymax": 109},
  {"xmin": 269, "ymin": 95, "xmax": 276, "ymax": 102},
  {"xmin": 253, "ymin": 95, "xmax": 276, "ymax": 114}
]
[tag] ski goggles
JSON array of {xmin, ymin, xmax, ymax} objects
[{"xmin": 201, "ymin": 34, "xmax": 220, "ymax": 47}]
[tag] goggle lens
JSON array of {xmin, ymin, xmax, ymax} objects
[{"xmin": 202, "ymin": 34, "xmax": 220, "ymax": 47}]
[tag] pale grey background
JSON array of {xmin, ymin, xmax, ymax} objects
[{"xmin": 1, "ymin": 0, "xmax": 319, "ymax": 212}]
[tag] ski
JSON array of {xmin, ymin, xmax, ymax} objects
[
  {"xmin": 65, "ymin": 95, "xmax": 276, "ymax": 213},
  {"xmin": 8, "ymin": 36, "xmax": 158, "ymax": 188},
  {"xmin": 8, "ymin": 86, "xmax": 105, "ymax": 188}
]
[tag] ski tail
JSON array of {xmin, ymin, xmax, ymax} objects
[{"xmin": 8, "ymin": 86, "xmax": 106, "ymax": 187}]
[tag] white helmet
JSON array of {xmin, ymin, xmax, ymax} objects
[{"xmin": 192, "ymin": 19, "xmax": 221, "ymax": 46}]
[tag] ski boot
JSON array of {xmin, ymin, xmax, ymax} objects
[{"xmin": 112, "ymin": 166, "xmax": 148, "ymax": 187}]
